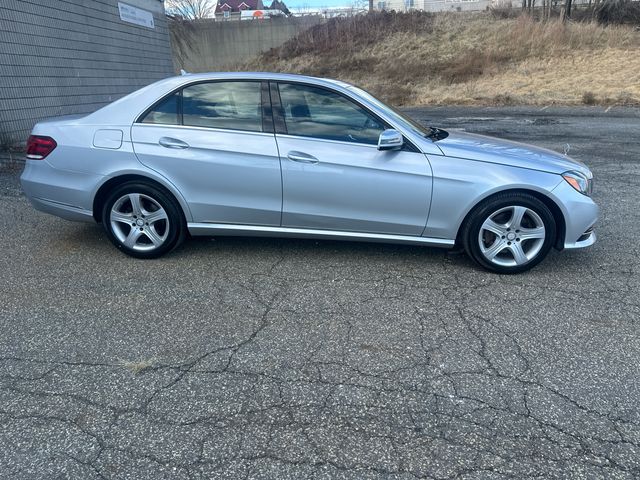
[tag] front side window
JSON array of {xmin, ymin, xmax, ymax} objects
[
  {"xmin": 182, "ymin": 81, "xmax": 262, "ymax": 132},
  {"xmin": 348, "ymin": 85, "xmax": 432, "ymax": 139},
  {"xmin": 278, "ymin": 83, "xmax": 385, "ymax": 145}
]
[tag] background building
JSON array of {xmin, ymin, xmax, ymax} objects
[
  {"xmin": 214, "ymin": 0, "xmax": 291, "ymax": 20},
  {"xmin": 377, "ymin": 0, "xmax": 491, "ymax": 12},
  {"xmin": 215, "ymin": 0, "xmax": 265, "ymax": 20},
  {"xmin": 0, "ymin": 0, "xmax": 174, "ymax": 149}
]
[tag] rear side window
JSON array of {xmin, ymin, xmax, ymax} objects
[
  {"xmin": 139, "ymin": 81, "xmax": 263, "ymax": 133},
  {"xmin": 182, "ymin": 82, "xmax": 262, "ymax": 132},
  {"xmin": 141, "ymin": 93, "xmax": 179, "ymax": 125}
]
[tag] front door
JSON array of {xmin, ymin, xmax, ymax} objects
[
  {"xmin": 131, "ymin": 81, "xmax": 282, "ymax": 226},
  {"xmin": 273, "ymin": 82, "xmax": 432, "ymax": 236}
]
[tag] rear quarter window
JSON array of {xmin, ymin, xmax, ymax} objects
[{"xmin": 141, "ymin": 93, "xmax": 179, "ymax": 125}]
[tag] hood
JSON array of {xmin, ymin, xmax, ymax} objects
[{"xmin": 433, "ymin": 130, "xmax": 591, "ymax": 176}]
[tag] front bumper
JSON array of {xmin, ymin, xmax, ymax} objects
[
  {"xmin": 564, "ymin": 229, "xmax": 596, "ymax": 249},
  {"xmin": 551, "ymin": 179, "xmax": 599, "ymax": 250},
  {"xmin": 20, "ymin": 160, "xmax": 100, "ymax": 223}
]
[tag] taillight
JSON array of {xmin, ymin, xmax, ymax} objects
[{"xmin": 26, "ymin": 135, "xmax": 57, "ymax": 160}]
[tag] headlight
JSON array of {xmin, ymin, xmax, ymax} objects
[{"xmin": 562, "ymin": 171, "xmax": 592, "ymax": 196}]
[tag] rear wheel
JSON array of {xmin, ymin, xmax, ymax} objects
[
  {"xmin": 101, "ymin": 181, "xmax": 186, "ymax": 258},
  {"xmin": 462, "ymin": 193, "xmax": 556, "ymax": 273}
]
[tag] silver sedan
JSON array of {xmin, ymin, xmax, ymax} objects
[{"xmin": 20, "ymin": 73, "xmax": 598, "ymax": 273}]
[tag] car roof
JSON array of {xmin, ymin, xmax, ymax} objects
[
  {"xmin": 172, "ymin": 71, "xmax": 353, "ymax": 88},
  {"xmin": 85, "ymin": 72, "xmax": 355, "ymax": 125}
]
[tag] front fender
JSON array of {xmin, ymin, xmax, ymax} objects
[{"xmin": 423, "ymin": 155, "xmax": 564, "ymax": 240}]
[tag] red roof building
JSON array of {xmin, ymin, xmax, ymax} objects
[{"xmin": 215, "ymin": 0, "xmax": 264, "ymax": 18}]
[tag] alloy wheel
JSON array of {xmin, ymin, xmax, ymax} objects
[
  {"xmin": 478, "ymin": 205, "xmax": 546, "ymax": 267},
  {"xmin": 109, "ymin": 193, "xmax": 169, "ymax": 252}
]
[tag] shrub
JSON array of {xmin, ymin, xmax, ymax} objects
[
  {"xmin": 265, "ymin": 11, "xmax": 435, "ymax": 60},
  {"xmin": 245, "ymin": 11, "xmax": 640, "ymax": 106},
  {"xmin": 594, "ymin": 0, "xmax": 640, "ymax": 26},
  {"xmin": 582, "ymin": 92, "xmax": 597, "ymax": 105}
]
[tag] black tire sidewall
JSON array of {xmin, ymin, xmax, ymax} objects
[
  {"xmin": 464, "ymin": 194, "xmax": 556, "ymax": 274},
  {"xmin": 101, "ymin": 182, "xmax": 184, "ymax": 259}
]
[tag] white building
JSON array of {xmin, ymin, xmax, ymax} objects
[{"xmin": 377, "ymin": 0, "xmax": 491, "ymax": 13}]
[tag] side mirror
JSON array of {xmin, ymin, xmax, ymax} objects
[{"xmin": 377, "ymin": 129, "xmax": 403, "ymax": 151}]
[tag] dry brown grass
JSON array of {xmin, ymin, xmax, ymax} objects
[
  {"xmin": 122, "ymin": 359, "xmax": 154, "ymax": 374},
  {"xmin": 239, "ymin": 12, "xmax": 640, "ymax": 106}
]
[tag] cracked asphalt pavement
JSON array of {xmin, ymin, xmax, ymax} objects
[{"xmin": 1, "ymin": 106, "xmax": 639, "ymax": 479}]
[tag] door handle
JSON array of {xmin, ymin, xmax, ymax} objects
[
  {"xmin": 287, "ymin": 151, "xmax": 318, "ymax": 164},
  {"xmin": 159, "ymin": 137, "xmax": 189, "ymax": 149}
]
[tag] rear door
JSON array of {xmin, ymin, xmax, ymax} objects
[
  {"xmin": 131, "ymin": 80, "xmax": 282, "ymax": 226},
  {"xmin": 272, "ymin": 82, "xmax": 432, "ymax": 236}
]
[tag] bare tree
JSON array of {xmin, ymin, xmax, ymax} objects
[
  {"xmin": 168, "ymin": 17, "xmax": 201, "ymax": 70},
  {"xmin": 166, "ymin": 0, "xmax": 216, "ymax": 20},
  {"xmin": 593, "ymin": 0, "xmax": 636, "ymax": 24},
  {"xmin": 561, "ymin": 0, "xmax": 572, "ymax": 21},
  {"xmin": 542, "ymin": 0, "xmax": 554, "ymax": 20},
  {"xmin": 522, "ymin": 0, "xmax": 536, "ymax": 14}
]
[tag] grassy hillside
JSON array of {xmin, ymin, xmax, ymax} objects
[{"xmin": 241, "ymin": 12, "xmax": 640, "ymax": 106}]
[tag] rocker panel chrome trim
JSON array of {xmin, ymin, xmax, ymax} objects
[{"xmin": 187, "ymin": 223, "xmax": 455, "ymax": 247}]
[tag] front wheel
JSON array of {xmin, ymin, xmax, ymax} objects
[
  {"xmin": 101, "ymin": 182, "xmax": 186, "ymax": 259},
  {"xmin": 462, "ymin": 193, "xmax": 556, "ymax": 274}
]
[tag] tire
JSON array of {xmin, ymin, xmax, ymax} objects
[
  {"xmin": 461, "ymin": 192, "xmax": 556, "ymax": 274},
  {"xmin": 101, "ymin": 181, "xmax": 186, "ymax": 259}
]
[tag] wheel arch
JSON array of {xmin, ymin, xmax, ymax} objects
[
  {"xmin": 92, "ymin": 173, "xmax": 192, "ymax": 224},
  {"xmin": 455, "ymin": 188, "xmax": 566, "ymax": 250}
]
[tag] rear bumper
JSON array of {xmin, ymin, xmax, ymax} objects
[
  {"xmin": 27, "ymin": 196, "xmax": 94, "ymax": 222},
  {"xmin": 20, "ymin": 160, "xmax": 100, "ymax": 223}
]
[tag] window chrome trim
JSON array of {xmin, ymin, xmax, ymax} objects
[
  {"xmin": 274, "ymin": 133, "xmax": 380, "ymax": 149},
  {"xmin": 134, "ymin": 77, "xmax": 423, "ymax": 153},
  {"xmin": 133, "ymin": 122, "xmax": 276, "ymax": 138},
  {"xmin": 134, "ymin": 79, "xmax": 265, "ymax": 129}
]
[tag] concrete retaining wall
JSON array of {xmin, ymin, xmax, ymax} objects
[
  {"xmin": 0, "ymin": 0, "xmax": 174, "ymax": 150},
  {"xmin": 170, "ymin": 16, "xmax": 324, "ymax": 73},
  {"xmin": 419, "ymin": 0, "xmax": 492, "ymax": 12}
]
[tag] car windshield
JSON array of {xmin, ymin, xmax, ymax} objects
[{"xmin": 347, "ymin": 86, "xmax": 432, "ymax": 138}]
